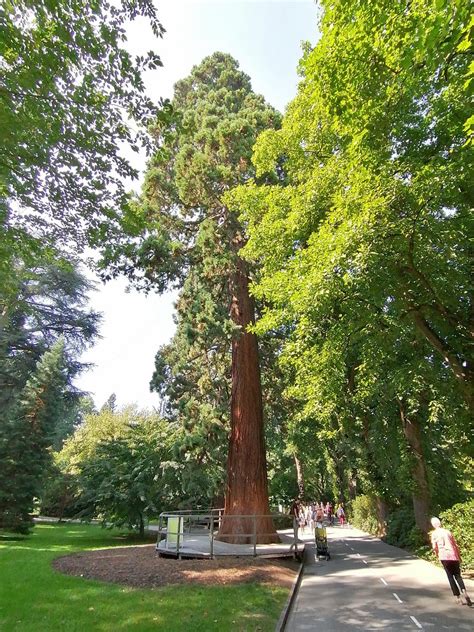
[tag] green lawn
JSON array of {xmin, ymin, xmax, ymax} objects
[{"xmin": 0, "ymin": 523, "xmax": 288, "ymax": 631}]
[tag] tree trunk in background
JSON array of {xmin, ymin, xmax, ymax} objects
[
  {"xmin": 217, "ymin": 254, "xmax": 279, "ymax": 544},
  {"xmin": 294, "ymin": 454, "xmax": 305, "ymax": 499},
  {"xmin": 375, "ymin": 496, "xmax": 389, "ymax": 537},
  {"xmin": 398, "ymin": 400, "xmax": 431, "ymax": 538},
  {"xmin": 330, "ymin": 448, "xmax": 346, "ymax": 504},
  {"xmin": 361, "ymin": 414, "xmax": 389, "ymax": 536},
  {"xmin": 348, "ymin": 468, "xmax": 357, "ymax": 501},
  {"xmin": 408, "ymin": 307, "xmax": 473, "ymax": 413}
]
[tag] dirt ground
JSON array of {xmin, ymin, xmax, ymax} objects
[{"xmin": 52, "ymin": 545, "xmax": 300, "ymax": 589}]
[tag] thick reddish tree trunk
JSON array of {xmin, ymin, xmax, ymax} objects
[{"xmin": 217, "ymin": 254, "xmax": 279, "ymax": 544}]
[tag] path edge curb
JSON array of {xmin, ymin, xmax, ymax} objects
[{"xmin": 275, "ymin": 544, "xmax": 307, "ymax": 632}]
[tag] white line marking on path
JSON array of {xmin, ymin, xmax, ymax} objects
[
  {"xmin": 393, "ymin": 593, "xmax": 403, "ymax": 604},
  {"xmin": 356, "ymin": 552, "xmax": 361, "ymax": 557},
  {"xmin": 362, "ymin": 560, "xmax": 368, "ymax": 564},
  {"xmin": 410, "ymin": 615, "xmax": 423, "ymax": 629},
  {"xmin": 380, "ymin": 578, "xmax": 388, "ymax": 586}
]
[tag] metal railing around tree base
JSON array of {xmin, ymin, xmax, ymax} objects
[{"xmin": 156, "ymin": 510, "xmax": 297, "ymax": 558}]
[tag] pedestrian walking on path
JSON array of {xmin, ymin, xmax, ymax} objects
[
  {"xmin": 431, "ymin": 516, "xmax": 472, "ymax": 606},
  {"xmin": 290, "ymin": 499, "xmax": 300, "ymax": 540}
]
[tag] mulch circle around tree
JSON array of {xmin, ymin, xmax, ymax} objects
[{"xmin": 52, "ymin": 544, "xmax": 300, "ymax": 589}]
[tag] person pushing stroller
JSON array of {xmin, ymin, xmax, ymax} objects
[{"xmin": 314, "ymin": 504, "xmax": 330, "ymax": 560}]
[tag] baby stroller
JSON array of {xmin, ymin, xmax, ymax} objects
[{"xmin": 315, "ymin": 524, "xmax": 330, "ymax": 560}]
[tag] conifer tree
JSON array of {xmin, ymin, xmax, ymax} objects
[
  {"xmin": 0, "ymin": 260, "xmax": 99, "ymax": 531},
  {"xmin": 0, "ymin": 340, "xmax": 68, "ymax": 532},
  {"xmin": 106, "ymin": 53, "xmax": 281, "ymax": 542}
]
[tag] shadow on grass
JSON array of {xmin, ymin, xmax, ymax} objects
[{"xmin": 0, "ymin": 534, "xmax": 27, "ymax": 541}]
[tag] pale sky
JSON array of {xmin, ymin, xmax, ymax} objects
[{"xmin": 75, "ymin": 0, "xmax": 319, "ymax": 410}]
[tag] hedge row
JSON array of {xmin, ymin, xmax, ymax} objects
[{"xmin": 349, "ymin": 495, "xmax": 473, "ymax": 571}]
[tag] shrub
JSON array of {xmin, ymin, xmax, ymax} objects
[
  {"xmin": 39, "ymin": 470, "xmax": 81, "ymax": 520},
  {"xmin": 439, "ymin": 499, "xmax": 474, "ymax": 571},
  {"xmin": 385, "ymin": 506, "xmax": 425, "ymax": 549},
  {"xmin": 350, "ymin": 495, "xmax": 379, "ymax": 536}
]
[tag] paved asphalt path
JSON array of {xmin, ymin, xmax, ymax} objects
[{"xmin": 286, "ymin": 524, "xmax": 474, "ymax": 631}]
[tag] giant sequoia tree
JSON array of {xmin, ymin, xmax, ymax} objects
[{"xmin": 106, "ymin": 53, "xmax": 280, "ymax": 542}]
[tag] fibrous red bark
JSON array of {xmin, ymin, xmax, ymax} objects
[{"xmin": 217, "ymin": 253, "xmax": 279, "ymax": 544}]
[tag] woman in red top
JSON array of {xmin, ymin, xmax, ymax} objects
[{"xmin": 431, "ymin": 517, "xmax": 472, "ymax": 605}]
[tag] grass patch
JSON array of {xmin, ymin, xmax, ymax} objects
[{"xmin": 0, "ymin": 523, "xmax": 288, "ymax": 631}]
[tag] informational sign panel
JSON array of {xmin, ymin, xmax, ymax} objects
[{"xmin": 167, "ymin": 516, "xmax": 183, "ymax": 548}]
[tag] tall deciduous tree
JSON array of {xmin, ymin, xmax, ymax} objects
[
  {"xmin": 77, "ymin": 414, "xmax": 176, "ymax": 537},
  {"xmin": 50, "ymin": 406, "xmax": 180, "ymax": 532},
  {"xmin": 105, "ymin": 53, "xmax": 281, "ymax": 542},
  {"xmin": 228, "ymin": 0, "xmax": 472, "ymax": 536},
  {"xmin": 0, "ymin": 0, "xmax": 164, "ymax": 281}
]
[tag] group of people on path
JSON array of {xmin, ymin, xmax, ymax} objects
[
  {"xmin": 290, "ymin": 499, "xmax": 346, "ymax": 532},
  {"xmin": 289, "ymin": 502, "xmax": 471, "ymax": 608}
]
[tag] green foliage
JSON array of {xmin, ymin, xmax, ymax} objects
[
  {"xmin": 385, "ymin": 506, "xmax": 426, "ymax": 550},
  {"xmin": 150, "ymin": 266, "xmax": 232, "ymax": 506},
  {"xmin": 50, "ymin": 395, "xmax": 97, "ymax": 452},
  {"xmin": 350, "ymin": 495, "xmax": 380, "ymax": 536},
  {"xmin": 271, "ymin": 513, "xmax": 293, "ymax": 530},
  {"xmin": 0, "ymin": 340, "xmax": 68, "ymax": 532},
  {"xmin": 39, "ymin": 464, "xmax": 81, "ymax": 520},
  {"xmin": 0, "ymin": 0, "xmax": 165, "ymax": 274},
  {"xmin": 101, "ymin": 392, "xmax": 117, "ymax": 413},
  {"xmin": 56, "ymin": 407, "xmax": 182, "ymax": 533},
  {"xmin": 59, "ymin": 405, "xmax": 142, "ymax": 470},
  {"xmin": 77, "ymin": 416, "xmax": 177, "ymax": 534},
  {"xmin": 353, "ymin": 496, "xmax": 473, "ymax": 569},
  {"xmin": 0, "ymin": 260, "xmax": 99, "ymax": 532},
  {"xmin": 0, "ymin": 523, "xmax": 290, "ymax": 631},
  {"xmin": 0, "ymin": 260, "xmax": 100, "ymax": 404},
  {"xmin": 225, "ymin": 0, "xmax": 473, "ymax": 530},
  {"xmin": 440, "ymin": 499, "xmax": 474, "ymax": 571},
  {"xmin": 101, "ymin": 52, "xmax": 280, "ymax": 290}
]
